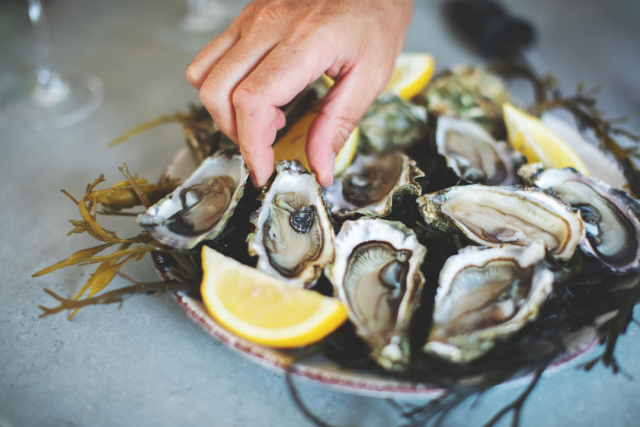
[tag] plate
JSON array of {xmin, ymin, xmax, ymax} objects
[{"xmin": 153, "ymin": 116, "xmax": 626, "ymax": 398}]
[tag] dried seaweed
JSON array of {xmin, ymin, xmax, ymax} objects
[
  {"xmin": 35, "ymin": 166, "xmax": 179, "ymax": 319},
  {"xmin": 108, "ymin": 104, "xmax": 211, "ymax": 148}
]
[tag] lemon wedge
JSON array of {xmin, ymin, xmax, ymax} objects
[
  {"xmin": 385, "ymin": 53, "xmax": 435, "ymax": 100},
  {"xmin": 200, "ymin": 247, "xmax": 348, "ymax": 348},
  {"xmin": 503, "ymin": 103, "xmax": 589, "ymax": 175},
  {"xmin": 273, "ymin": 105, "xmax": 359, "ymax": 178}
]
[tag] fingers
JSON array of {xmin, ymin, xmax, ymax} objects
[
  {"xmin": 197, "ymin": 29, "xmax": 283, "ymax": 144},
  {"xmin": 306, "ymin": 64, "xmax": 388, "ymax": 187},
  {"xmin": 186, "ymin": 22, "xmax": 242, "ymax": 89},
  {"xmin": 232, "ymin": 38, "xmax": 334, "ymax": 187}
]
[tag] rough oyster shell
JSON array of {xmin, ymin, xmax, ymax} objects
[
  {"xmin": 417, "ymin": 184, "xmax": 585, "ymax": 260},
  {"xmin": 325, "ymin": 219, "xmax": 426, "ymax": 370},
  {"xmin": 435, "ymin": 117, "xmax": 524, "ymax": 185},
  {"xmin": 248, "ymin": 160, "xmax": 334, "ymax": 288},
  {"xmin": 138, "ymin": 151, "xmax": 249, "ymax": 249},
  {"xmin": 359, "ymin": 94, "xmax": 427, "ymax": 153},
  {"xmin": 520, "ymin": 164, "xmax": 640, "ymax": 273},
  {"xmin": 423, "ymin": 66, "xmax": 509, "ymax": 138},
  {"xmin": 323, "ymin": 150, "xmax": 424, "ymax": 218},
  {"xmin": 424, "ymin": 241, "xmax": 554, "ymax": 363}
]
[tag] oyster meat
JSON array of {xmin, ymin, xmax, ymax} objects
[
  {"xmin": 323, "ymin": 150, "xmax": 424, "ymax": 218},
  {"xmin": 138, "ymin": 152, "xmax": 249, "ymax": 249},
  {"xmin": 436, "ymin": 117, "xmax": 524, "ymax": 185},
  {"xmin": 417, "ymin": 184, "xmax": 585, "ymax": 260},
  {"xmin": 248, "ymin": 160, "xmax": 334, "ymax": 287},
  {"xmin": 325, "ymin": 219, "xmax": 426, "ymax": 370},
  {"xmin": 424, "ymin": 241, "xmax": 554, "ymax": 363},
  {"xmin": 520, "ymin": 165, "xmax": 640, "ymax": 273}
]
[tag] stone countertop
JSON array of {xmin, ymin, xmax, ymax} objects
[{"xmin": 1, "ymin": 0, "xmax": 639, "ymax": 426}]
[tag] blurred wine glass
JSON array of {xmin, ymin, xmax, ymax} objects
[
  {"xmin": 0, "ymin": 0, "xmax": 105, "ymax": 131},
  {"xmin": 155, "ymin": 0, "xmax": 231, "ymax": 53}
]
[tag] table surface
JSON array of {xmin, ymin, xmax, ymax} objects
[{"xmin": 1, "ymin": 1, "xmax": 639, "ymax": 426}]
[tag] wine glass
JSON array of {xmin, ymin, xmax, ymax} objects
[
  {"xmin": 0, "ymin": 0, "xmax": 105, "ymax": 131},
  {"xmin": 155, "ymin": 0, "xmax": 232, "ymax": 53}
]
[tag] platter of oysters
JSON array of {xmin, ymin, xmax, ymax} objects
[
  {"xmin": 35, "ymin": 58, "xmax": 640, "ymax": 403},
  {"xmin": 137, "ymin": 62, "xmax": 640, "ymax": 397}
]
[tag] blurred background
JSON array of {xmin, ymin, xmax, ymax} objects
[{"xmin": 0, "ymin": 1, "xmax": 639, "ymax": 426}]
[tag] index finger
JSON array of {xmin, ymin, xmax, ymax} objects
[{"xmin": 232, "ymin": 41, "xmax": 333, "ymax": 187}]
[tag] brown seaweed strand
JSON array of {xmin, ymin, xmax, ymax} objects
[
  {"xmin": 108, "ymin": 112, "xmax": 201, "ymax": 148},
  {"xmin": 39, "ymin": 280, "xmax": 190, "ymax": 318},
  {"xmin": 481, "ymin": 368, "xmax": 543, "ymax": 427},
  {"xmin": 602, "ymin": 284, "xmax": 640, "ymax": 368},
  {"xmin": 119, "ymin": 164, "xmax": 152, "ymax": 209},
  {"xmin": 285, "ymin": 346, "xmax": 347, "ymax": 427}
]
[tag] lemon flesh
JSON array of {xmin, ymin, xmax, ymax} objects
[
  {"xmin": 503, "ymin": 103, "xmax": 589, "ymax": 175},
  {"xmin": 201, "ymin": 247, "xmax": 348, "ymax": 348}
]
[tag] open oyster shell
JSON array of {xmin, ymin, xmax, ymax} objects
[
  {"xmin": 520, "ymin": 165, "xmax": 640, "ymax": 273},
  {"xmin": 248, "ymin": 160, "xmax": 334, "ymax": 288},
  {"xmin": 424, "ymin": 241, "xmax": 554, "ymax": 363},
  {"xmin": 323, "ymin": 151, "xmax": 424, "ymax": 218},
  {"xmin": 435, "ymin": 117, "xmax": 524, "ymax": 185},
  {"xmin": 138, "ymin": 151, "xmax": 249, "ymax": 249},
  {"xmin": 325, "ymin": 219, "xmax": 426, "ymax": 370},
  {"xmin": 417, "ymin": 184, "xmax": 585, "ymax": 260}
]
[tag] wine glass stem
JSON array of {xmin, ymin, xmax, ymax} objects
[{"xmin": 27, "ymin": 0, "xmax": 68, "ymax": 106}]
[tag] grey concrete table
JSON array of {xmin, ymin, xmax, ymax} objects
[{"xmin": 1, "ymin": 1, "xmax": 639, "ymax": 426}]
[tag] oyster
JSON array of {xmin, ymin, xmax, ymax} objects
[
  {"xmin": 325, "ymin": 219, "xmax": 426, "ymax": 370},
  {"xmin": 435, "ymin": 117, "xmax": 524, "ymax": 185},
  {"xmin": 323, "ymin": 151, "xmax": 424, "ymax": 218},
  {"xmin": 359, "ymin": 94, "xmax": 427, "ymax": 153},
  {"xmin": 248, "ymin": 160, "xmax": 334, "ymax": 287},
  {"xmin": 423, "ymin": 66, "xmax": 509, "ymax": 138},
  {"xmin": 417, "ymin": 184, "xmax": 585, "ymax": 260},
  {"xmin": 520, "ymin": 165, "xmax": 640, "ymax": 273},
  {"xmin": 138, "ymin": 152, "xmax": 249, "ymax": 249},
  {"xmin": 424, "ymin": 241, "xmax": 554, "ymax": 363}
]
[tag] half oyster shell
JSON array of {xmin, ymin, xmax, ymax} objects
[
  {"xmin": 435, "ymin": 117, "xmax": 524, "ymax": 185},
  {"xmin": 417, "ymin": 184, "xmax": 585, "ymax": 260},
  {"xmin": 248, "ymin": 160, "xmax": 334, "ymax": 288},
  {"xmin": 325, "ymin": 219, "xmax": 426, "ymax": 370},
  {"xmin": 520, "ymin": 165, "xmax": 640, "ymax": 273},
  {"xmin": 323, "ymin": 151, "xmax": 424, "ymax": 218},
  {"xmin": 138, "ymin": 151, "xmax": 249, "ymax": 249},
  {"xmin": 424, "ymin": 241, "xmax": 554, "ymax": 363}
]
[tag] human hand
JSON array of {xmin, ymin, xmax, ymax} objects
[{"xmin": 187, "ymin": 0, "xmax": 413, "ymax": 188}]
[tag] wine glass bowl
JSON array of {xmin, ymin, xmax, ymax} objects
[
  {"xmin": 155, "ymin": 0, "xmax": 232, "ymax": 53},
  {"xmin": 0, "ymin": 0, "xmax": 105, "ymax": 131}
]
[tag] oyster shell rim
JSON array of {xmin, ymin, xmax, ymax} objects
[{"xmin": 247, "ymin": 160, "xmax": 335, "ymax": 288}]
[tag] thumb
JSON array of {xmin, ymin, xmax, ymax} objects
[{"xmin": 306, "ymin": 66, "xmax": 386, "ymax": 187}]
